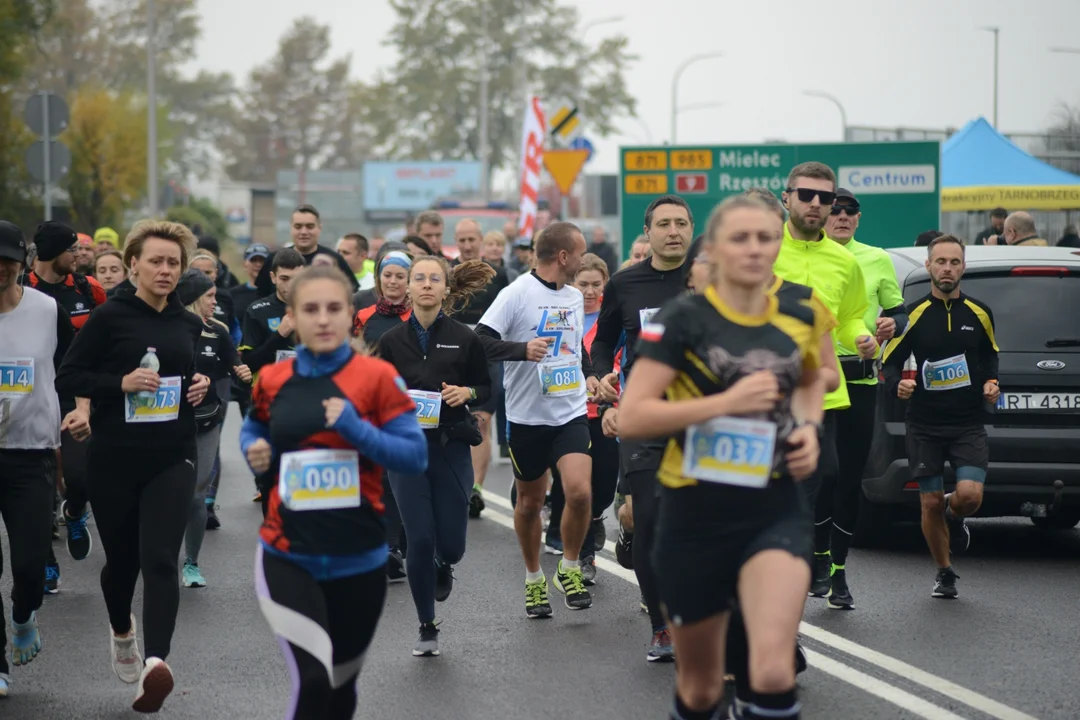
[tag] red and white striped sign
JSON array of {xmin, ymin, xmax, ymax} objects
[{"xmin": 517, "ymin": 96, "xmax": 546, "ymax": 241}]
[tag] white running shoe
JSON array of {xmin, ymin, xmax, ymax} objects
[
  {"xmin": 111, "ymin": 614, "xmax": 143, "ymax": 684},
  {"xmin": 132, "ymin": 657, "xmax": 174, "ymax": 713}
]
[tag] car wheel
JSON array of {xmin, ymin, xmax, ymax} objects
[
  {"xmin": 852, "ymin": 491, "xmax": 896, "ymax": 548},
  {"xmin": 1030, "ymin": 513, "xmax": 1080, "ymax": 530}
]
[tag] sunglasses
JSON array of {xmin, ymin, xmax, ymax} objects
[
  {"xmin": 830, "ymin": 205, "xmax": 860, "ymax": 216},
  {"xmin": 787, "ymin": 188, "xmax": 837, "ymax": 205}
]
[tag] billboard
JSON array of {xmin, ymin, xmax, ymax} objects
[{"xmin": 363, "ymin": 161, "xmax": 483, "ymax": 212}]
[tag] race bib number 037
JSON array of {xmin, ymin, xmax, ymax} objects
[
  {"xmin": 682, "ymin": 417, "xmax": 777, "ymax": 488},
  {"xmin": 0, "ymin": 357, "xmax": 34, "ymax": 398},
  {"xmin": 278, "ymin": 449, "xmax": 362, "ymax": 512}
]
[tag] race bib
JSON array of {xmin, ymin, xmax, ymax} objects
[
  {"xmin": 0, "ymin": 358, "xmax": 34, "ymax": 398},
  {"xmin": 124, "ymin": 376, "xmax": 182, "ymax": 424},
  {"xmin": 276, "ymin": 349, "xmax": 297, "ymax": 363},
  {"xmin": 921, "ymin": 354, "xmax": 971, "ymax": 392},
  {"xmin": 639, "ymin": 307, "xmax": 660, "ymax": 329},
  {"xmin": 539, "ymin": 356, "xmax": 582, "ymax": 398},
  {"xmin": 682, "ymin": 417, "xmax": 777, "ymax": 489},
  {"xmin": 278, "ymin": 449, "xmax": 362, "ymax": 512},
  {"xmin": 409, "ymin": 389, "xmax": 442, "ymax": 430}
]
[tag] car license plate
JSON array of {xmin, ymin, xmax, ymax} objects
[{"xmin": 996, "ymin": 392, "xmax": 1080, "ymax": 412}]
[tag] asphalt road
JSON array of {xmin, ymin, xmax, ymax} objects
[{"xmin": 2, "ymin": 410, "xmax": 1078, "ymax": 719}]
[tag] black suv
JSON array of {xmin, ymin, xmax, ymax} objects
[{"xmin": 856, "ymin": 246, "xmax": 1080, "ymax": 545}]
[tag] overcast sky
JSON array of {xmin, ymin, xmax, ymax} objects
[{"xmin": 193, "ymin": 0, "xmax": 1080, "ymax": 176}]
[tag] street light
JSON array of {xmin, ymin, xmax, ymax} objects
[
  {"xmin": 147, "ymin": 0, "xmax": 158, "ymax": 216},
  {"xmin": 803, "ymin": 90, "xmax": 848, "ymax": 141},
  {"xmin": 978, "ymin": 26, "xmax": 1000, "ymax": 128},
  {"xmin": 670, "ymin": 52, "xmax": 724, "ymax": 144}
]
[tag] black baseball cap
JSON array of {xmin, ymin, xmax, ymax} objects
[
  {"xmin": 834, "ymin": 188, "xmax": 860, "ymax": 208},
  {"xmin": 0, "ymin": 221, "xmax": 27, "ymax": 264},
  {"xmin": 244, "ymin": 243, "xmax": 270, "ymax": 260}
]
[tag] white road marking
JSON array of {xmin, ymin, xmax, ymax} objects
[{"xmin": 480, "ymin": 489, "xmax": 1038, "ymax": 720}]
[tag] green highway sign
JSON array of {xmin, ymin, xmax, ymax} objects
[{"xmin": 619, "ymin": 141, "xmax": 941, "ymax": 256}]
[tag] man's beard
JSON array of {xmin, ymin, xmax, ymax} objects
[
  {"xmin": 76, "ymin": 260, "xmax": 95, "ymax": 274},
  {"xmin": 932, "ymin": 276, "xmax": 957, "ymax": 294},
  {"xmin": 790, "ymin": 208, "xmax": 824, "ymax": 235}
]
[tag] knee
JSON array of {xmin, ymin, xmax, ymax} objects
[
  {"xmin": 954, "ymin": 485, "xmax": 983, "ymax": 515},
  {"xmin": 517, "ymin": 489, "xmax": 545, "ymax": 516},
  {"xmin": 677, "ymin": 676, "xmax": 725, "ymax": 711},
  {"xmin": 748, "ymin": 639, "xmax": 797, "ymax": 692},
  {"xmin": 562, "ymin": 482, "xmax": 591, "ymax": 512},
  {"xmin": 920, "ymin": 492, "xmax": 945, "ymax": 516}
]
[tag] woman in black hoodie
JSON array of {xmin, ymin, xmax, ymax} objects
[{"xmin": 56, "ymin": 220, "xmax": 211, "ymax": 714}]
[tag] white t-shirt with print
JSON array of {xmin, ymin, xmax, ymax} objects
[{"xmin": 479, "ymin": 273, "xmax": 587, "ymax": 427}]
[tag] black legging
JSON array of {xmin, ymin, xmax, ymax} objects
[
  {"xmin": 822, "ymin": 383, "xmax": 877, "ymax": 566},
  {"xmin": 60, "ymin": 428, "xmax": 90, "ymax": 515},
  {"xmin": 87, "ymin": 443, "xmax": 196, "ymax": 660},
  {"xmin": 811, "ymin": 412, "xmax": 842, "ymax": 554},
  {"xmin": 547, "ymin": 417, "xmax": 620, "ymax": 554},
  {"xmin": 256, "ymin": 547, "xmax": 386, "ymax": 720}
]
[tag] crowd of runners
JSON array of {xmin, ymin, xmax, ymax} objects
[{"xmin": 0, "ymin": 159, "xmax": 999, "ymax": 719}]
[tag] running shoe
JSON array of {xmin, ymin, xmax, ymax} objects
[
  {"xmin": 412, "ymin": 622, "xmax": 440, "ymax": 657},
  {"xmin": 590, "ymin": 516, "xmax": 607, "ymax": 551},
  {"xmin": 553, "ymin": 561, "xmax": 592, "ymax": 610},
  {"xmin": 808, "ymin": 553, "xmax": 831, "ymax": 597},
  {"xmin": 205, "ymin": 503, "xmax": 221, "ymax": 530},
  {"xmin": 943, "ymin": 494, "xmax": 971, "ymax": 555},
  {"xmin": 580, "ymin": 554, "xmax": 597, "ymax": 586},
  {"xmin": 525, "ymin": 576, "xmax": 553, "ymax": 619},
  {"xmin": 387, "ymin": 550, "xmax": 407, "ymax": 583},
  {"xmin": 62, "ymin": 500, "xmax": 92, "ymax": 561},
  {"xmin": 43, "ymin": 562, "xmax": 60, "ymax": 595},
  {"xmin": 827, "ymin": 568, "xmax": 854, "ymax": 610},
  {"xmin": 615, "ymin": 526, "xmax": 634, "ymax": 569},
  {"xmin": 646, "ymin": 628, "xmax": 674, "ymax": 663},
  {"xmin": 132, "ymin": 657, "xmax": 174, "ymax": 713},
  {"xmin": 251, "ymin": 490, "xmax": 262, "ymax": 503},
  {"xmin": 0, "ymin": 673, "xmax": 9, "ymax": 697},
  {"xmin": 434, "ymin": 560, "xmax": 454, "ymax": 602},
  {"xmin": 640, "ymin": 593, "xmax": 649, "ymax": 614},
  {"xmin": 932, "ymin": 567, "xmax": 959, "ymax": 599},
  {"xmin": 182, "ymin": 561, "xmax": 206, "ymax": 589},
  {"xmin": 544, "ymin": 537, "xmax": 564, "ymax": 555},
  {"xmin": 10, "ymin": 612, "xmax": 41, "ymax": 666},
  {"xmin": 111, "ymin": 614, "xmax": 143, "ymax": 684},
  {"xmin": 468, "ymin": 486, "xmax": 485, "ymax": 519},
  {"xmin": 796, "ymin": 640, "xmax": 808, "ymax": 674}
]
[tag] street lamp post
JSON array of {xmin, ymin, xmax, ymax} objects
[
  {"xmin": 670, "ymin": 53, "xmax": 723, "ymax": 144},
  {"xmin": 581, "ymin": 15, "xmax": 624, "ymax": 35},
  {"xmin": 803, "ymin": 90, "xmax": 848, "ymax": 141},
  {"xmin": 979, "ymin": 26, "xmax": 1000, "ymax": 128},
  {"xmin": 147, "ymin": 0, "xmax": 158, "ymax": 216}
]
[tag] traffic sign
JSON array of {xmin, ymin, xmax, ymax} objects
[
  {"xmin": 549, "ymin": 105, "xmax": 581, "ymax": 142},
  {"xmin": 620, "ymin": 142, "xmax": 941, "ymax": 256},
  {"xmin": 543, "ymin": 149, "xmax": 590, "ymax": 195},
  {"xmin": 24, "ymin": 92, "xmax": 69, "ymax": 138},
  {"xmin": 26, "ymin": 141, "xmax": 72, "ymax": 184},
  {"xmin": 569, "ymin": 136, "xmax": 594, "ymax": 162},
  {"xmin": 675, "ymin": 173, "xmax": 708, "ymax": 194}
]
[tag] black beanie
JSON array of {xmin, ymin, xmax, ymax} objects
[
  {"xmin": 176, "ymin": 268, "xmax": 215, "ymax": 307},
  {"xmin": 33, "ymin": 221, "xmax": 78, "ymax": 262},
  {"xmin": 197, "ymin": 235, "xmax": 221, "ymax": 257}
]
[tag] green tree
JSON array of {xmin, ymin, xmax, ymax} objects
[
  {"xmin": 364, "ymin": 0, "xmax": 636, "ymax": 170},
  {"xmin": 220, "ymin": 17, "xmax": 360, "ymax": 182},
  {"xmin": 165, "ymin": 197, "xmax": 229, "ymax": 242}
]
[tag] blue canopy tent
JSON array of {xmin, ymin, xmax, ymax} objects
[{"xmin": 942, "ymin": 117, "xmax": 1080, "ymax": 211}]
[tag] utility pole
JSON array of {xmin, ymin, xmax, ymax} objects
[
  {"xmin": 147, "ymin": 0, "xmax": 159, "ymax": 216},
  {"xmin": 478, "ymin": 0, "xmax": 491, "ymax": 202}
]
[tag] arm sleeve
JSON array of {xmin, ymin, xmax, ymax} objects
[
  {"xmin": 881, "ymin": 319, "xmax": 913, "ymax": 397},
  {"xmin": 53, "ymin": 303, "xmax": 75, "ymax": 372},
  {"xmin": 55, "ymin": 308, "xmax": 125, "ymax": 399},
  {"xmin": 475, "ymin": 324, "xmax": 528, "ymax": 362},
  {"xmin": 332, "ymin": 409, "xmax": 427, "ymax": 475},
  {"xmin": 881, "ymin": 304, "xmax": 910, "ymax": 336},
  {"xmin": 239, "ymin": 414, "xmax": 272, "ymax": 475},
  {"xmin": 633, "ymin": 302, "xmax": 685, "ymax": 371},
  {"xmin": 876, "ymin": 255, "xmax": 910, "ymax": 335},
  {"xmin": 465, "ymin": 333, "xmax": 492, "ymax": 405},
  {"xmin": 580, "ymin": 340, "xmax": 595, "ymax": 378},
  {"xmin": 590, "ymin": 277, "xmax": 622, "ymax": 378},
  {"xmin": 980, "ymin": 305, "xmax": 999, "ymax": 381},
  {"xmin": 835, "ymin": 261, "xmax": 873, "ymax": 350}
]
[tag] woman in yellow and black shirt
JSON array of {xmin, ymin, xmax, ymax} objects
[{"xmin": 619, "ymin": 195, "xmax": 829, "ymax": 720}]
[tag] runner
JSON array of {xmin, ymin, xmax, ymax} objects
[
  {"xmin": 240, "ymin": 248, "xmax": 304, "ymax": 376},
  {"xmin": 591, "ymin": 195, "xmax": 694, "ymax": 661},
  {"xmin": 94, "ymin": 249, "xmax": 127, "ymax": 293},
  {"xmin": 241, "ymin": 265, "xmax": 426, "ymax": 718},
  {"xmin": 618, "ymin": 194, "xmax": 827, "ymax": 720},
  {"xmin": 56, "ymin": 220, "xmax": 212, "ymax": 713},
  {"xmin": 253, "ymin": 204, "xmax": 358, "ymax": 296},
  {"xmin": 379, "ymin": 256, "xmax": 494, "ymax": 656},
  {"xmin": 476, "ymin": 221, "xmax": 600, "ymax": 617},
  {"xmin": 336, "ymin": 233, "xmax": 375, "ymax": 290},
  {"xmin": 881, "ymin": 234, "xmax": 999, "ymax": 598},
  {"xmin": 0, "ymin": 221, "xmax": 75, "ymax": 697}
]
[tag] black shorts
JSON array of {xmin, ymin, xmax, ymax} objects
[
  {"xmin": 653, "ymin": 482, "xmax": 812, "ymax": 627},
  {"xmin": 906, "ymin": 422, "xmax": 989, "ymax": 480},
  {"xmin": 508, "ymin": 416, "xmax": 591, "ymax": 482}
]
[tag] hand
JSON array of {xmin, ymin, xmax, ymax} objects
[
  {"xmin": 121, "ymin": 368, "xmax": 160, "ymax": 394},
  {"xmin": 986, "ymin": 234, "xmax": 999, "ymax": 246},
  {"xmin": 323, "ymin": 397, "xmax": 350, "ymax": 427},
  {"xmin": 246, "ymin": 438, "xmax": 272, "ymax": 474},
  {"xmin": 785, "ymin": 424, "xmax": 820, "ymax": 482},
  {"xmin": 586, "ymin": 375, "xmax": 600, "ymax": 399},
  {"xmin": 234, "ymin": 364, "xmax": 252, "ymax": 383},
  {"xmin": 601, "ymin": 407, "xmax": 618, "ymax": 438},
  {"xmin": 441, "ymin": 382, "xmax": 471, "ymax": 408},
  {"xmin": 598, "ymin": 372, "xmax": 620, "ymax": 402},
  {"xmin": 897, "ymin": 378, "xmax": 916, "ymax": 400},
  {"xmin": 61, "ymin": 409, "xmax": 91, "ymax": 441},
  {"xmin": 856, "ymin": 335, "xmax": 878, "ymax": 360},
  {"xmin": 983, "ymin": 381, "xmax": 1000, "ymax": 404},
  {"xmin": 277, "ymin": 314, "xmax": 295, "ymax": 338},
  {"xmin": 525, "ymin": 336, "xmax": 554, "ymax": 362},
  {"xmin": 720, "ymin": 370, "xmax": 780, "ymax": 415},
  {"xmin": 187, "ymin": 373, "xmax": 211, "ymax": 405},
  {"xmin": 875, "ymin": 317, "xmax": 896, "ymax": 344}
]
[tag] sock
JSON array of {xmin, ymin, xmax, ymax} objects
[
  {"xmin": 473, "ymin": 484, "xmax": 482, "ymax": 493},
  {"xmin": 671, "ymin": 691, "xmax": 720, "ymax": 720},
  {"xmin": 526, "ymin": 569, "xmax": 544, "ymax": 583},
  {"xmin": 812, "ymin": 550, "xmax": 831, "ymax": 572},
  {"xmin": 830, "ymin": 563, "xmax": 845, "ymax": 576},
  {"xmin": 561, "ymin": 558, "xmax": 579, "ymax": 571},
  {"xmin": 743, "ymin": 688, "xmax": 799, "ymax": 719}
]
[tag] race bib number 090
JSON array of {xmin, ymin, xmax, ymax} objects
[
  {"xmin": 408, "ymin": 389, "xmax": 442, "ymax": 430},
  {"xmin": 275, "ymin": 349, "xmax": 297, "ymax": 363},
  {"xmin": 278, "ymin": 449, "xmax": 362, "ymax": 511},
  {"xmin": 922, "ymin": 353, "xmax": 971, "ymax": 392},
  {"xmin": 124, "ymin": 376, "xmax": 182, "ymax": 423},
  {"xmin": 0, "ymin": 358, "xmax": 34, "ymax": 398},
  {"xmin": 682, "ymin": 417, "xmax": 777, "ymax": 488}
]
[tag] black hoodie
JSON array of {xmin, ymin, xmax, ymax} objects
[{"xmin": 56, "ymin": 285, "xmax": 204, "ymax": 449}]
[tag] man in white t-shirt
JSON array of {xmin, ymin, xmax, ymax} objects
[{"xmin": 476, "ymin": 222, "xmax": 600, "ymax": 618}]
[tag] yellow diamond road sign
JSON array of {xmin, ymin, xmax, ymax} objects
[
  {"xmin": 543, "ymin": 149, "xmax": 590, "ymax": 195},
  {"xmin": 549, "ymin": 105, "xmax": 580, "ymax": 141}
]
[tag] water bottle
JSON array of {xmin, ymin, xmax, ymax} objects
[{"xmin": 137, "ymin": 347, "xmax": 160, "ymax": 400}]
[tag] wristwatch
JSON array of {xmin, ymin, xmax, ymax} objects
[
  {"xmin": 468, "ymin": 387, "xmax": 477, "ymax": 401},
  {"xmin": 795, "ymin": 419, "xmax": 825, "ymax": 437}
]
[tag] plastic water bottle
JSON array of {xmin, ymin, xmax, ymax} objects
[{"xmin": 137, "ymin": 347, "xmax": 160, "ymax": 400}]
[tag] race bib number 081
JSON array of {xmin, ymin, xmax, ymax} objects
[{"xmin": 539, "ymin": 357, "xmax": 582, "ymax": 398}]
